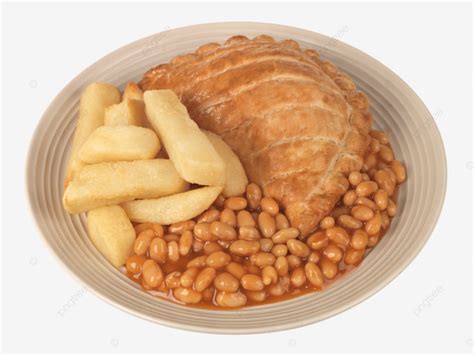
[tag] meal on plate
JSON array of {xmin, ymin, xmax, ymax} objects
[{"xmin": 62, "ymin": 35, "xmax": 406, "ymax": 308}]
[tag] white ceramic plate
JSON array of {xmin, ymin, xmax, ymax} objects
[{"xmin": 26, "ymin": 22, "xmax": 447, "ymax": 334}]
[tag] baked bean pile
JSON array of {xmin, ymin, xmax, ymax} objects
[{"xmin": 124, "ymin": 130, "xmax": 406, "ymax": 308}]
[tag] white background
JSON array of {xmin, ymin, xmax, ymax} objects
[{"xmin": 1, "ymin": 1, "xmax": 472, "ymax": 353}]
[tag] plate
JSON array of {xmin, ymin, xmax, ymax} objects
[{"xmin": 26, "ymin": 22, "xmax": 447, "ymax": 334}]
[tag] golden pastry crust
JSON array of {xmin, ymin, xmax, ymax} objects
[{"xmin": 140, "ymin": 35, "xmax": 371, "ymax": 235}]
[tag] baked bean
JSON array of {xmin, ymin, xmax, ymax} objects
[
  {"xmin": 142, "ymin": 260, "xmax": 163, "ymax": 288},
  {"xmin": 378, "ymin": 145, "xmax": 394, "ymax": 162},
  {"xmin": 164, "ymin": 233, "xmax": 180, "ymax": 242},
  {"xmin": 364, "ymin": 153, "xmax": 377, "ymax": 170},
  {"xmin": 325, "ymin": 227, "xmax": 350, "ymax": 247},
  {"xmin": 320, "ymin": 258, "xmax": 338, "ymax": 279},
  {"xmin": 260, "ymin": 238, "xmax": 273, "ymax": 252},
  {"xmin": 361, "ymin": 173, "xmax": 370, "ymax": 181},
  {"xmin": 180, "ymin": 267, "xmax": 199, "ymax": 288},
  {"xmin": 272, "ymin": 228, "xmax": 299, "ymax": 244},
  {"xmin": 376, "ymin": 161, "xmax": 388, "ymax": 170},
  {"xmin": 226, "ymin": 262, "xmax": 246, "ymax": 279},
  {"xmin": 351, "ymin": 229, "xmax": 369, "ymax": 250},
  {"xmin": 239, "ymin": 226, "xmax": 261, "ymax": 241},
  {"xmin": 374, "ymin": 190, "xmax": 388, "ymax": 210},
  {"xmin": 225, "ymin": 197, "xmax": 247, "ymax": 211},
  {"xmin": 307, "ymin": 231, "xmax": 328, "ymax": 250},
  {"xmin": 246, "ymin": 183, "xmax": 262, "ymax": 210},
  {"xmin": 390, "ymin": 160, "xmax": 406, "ymax": 183},
  {"xmin": 218, "ymin": 239, "xmax": 231, "ymax": 249},
  {"xmin": 250, "ymin": 252, "xmax": 276, "ymax": 267},
  {"xmin": 260, "ymin": 197, "xmax": 279, "ymax": 215},
  {"xmin": 174, "ymin": 287, "xmax": 202, "ymax": 304},
  {"xmin": 365, "ymin": 212, "xmax": 382, "ymax": 236},
  {"xmin": 237, "ymin": 210, "xmax": 256, "ymax": 228},
  {"xmin": 210, "ymin": 221, "xmax": 237, "ymax": 241},
  {"xmin": 197, "ymin": 209, "xmax": 220, "ymax": 223},
  {"xmin": 267, "ymin": 276, "xmax": 290, "ymax": 296},
  {"xmin": 258, "ymin": 211, "xmax": 276, "ymax": 238},
  {"xmin": 337, "ymin": 214, "xmax": 363, "ymax": 229},
  {"xmin": 287, "ymin": 239, "xmax": 310, "ymax": 257},
  {"xmin": 220, "ymin": 208, "xmax": 237, "ymax": 227},
  {"xmin": 229, "ymin": 240, "xmax": 260, "ymax": 256},
  {"xmin": 351, "ymin": 205, "xmax": 374, "ymax": 221},
  {"xmin": 343, "ymin": 190, "xmax": 357, "ymax": 206},
  {"xmin": 213, "ymin": 194, "xmax": 225, "ymax": 209},
  {"xmin": 206, "ymin": 251, "xmax": 231, "ymax": 268},
  {"xmin": 216, "ymin": 291, "xmax": 247, "ymax": 308},
  {"xmin": 241, "ymin": 274, "xmax": 264, "ymax": 291},
  {"xmin": 194, "ymin": 267, "xmax": 217, "ymax": 292},
  {"xmin": 133, "ymin": 229, "xmax": 155, "ymax": 255},
  {"xmin": 165, "ymin": 271, "xmax": 182, "ymax": 289},
  {"xmin": 275, "ymin": 213, "xmax": 290, "ymax": 230},
  {"xmin": 369, "ymin": 130, "xmax": 389, "ymax": 145},
  {"xmin": 271, "ymin": 244, "xmax": 288, "ymax": 257},
  {"xmin": 356, "ymin": 181, "xmax": 378, "ymax": 197},
  {"xmin": 354, "ymin": 197, "xmax": 377, "ymax": 210},
  {"xmin": 348, "ymin": 171, "xmax": 363, "ymax": 186},
  {"xmin": 149, "ymin": 237, "xmax": 167, "ymax": 263},
  {"xmin": 367, "ymin": 233, "xmax": 379, "ymax": 247},
  {"xmin": 374, "ymin": 170, "xmax": 395, "ymax": 196},
  {"xmin": 370, "ymin": 138, "xmax": 380, "ymax": 153},
  {"xmin": 192, "ymin": 239, "xmax": 204, "ymax": 253},
  {"xmin": 320, "ymin": 216, "xmax": 335, "ymax": 229},
  {"xmin": 245, "ymin": 290, "xmax": 267, "ymax": 302},
  {"xmin": 387, "ymin": 199, "xmax": 397, "ymax": 217},
  {"xmin": 203, "ymin": 241, "xmax": 223, "ymax": 255},
  {"xmin": 290, "ymin": 267, "xmax": 307, "ymax": 287},
  {"xmin": 134, "ymin": 223, "xmax": 152, "ymax": 235},
  {"xmin": 274, "ymin": 256, "xmax": 289, "ymax": 276},
  {"xmin": 202, "ymin": 286, "xmax": 215, "ymax": 302},
  {"xmin": 307, "ymin": 251, "xmax": 321, "ymax": 263},
  {"xmin": 168, "ymin": 220, "xmax": 195, "ymax": 235},
  {"xmin": 323, "ymin": 243, "xmax": 343, "ymax": 263},
  {"xmin": 262, "ymin": 265, "xmax": 278, "ymax": 285},
  {"xmin": 287, "ymin": 255, "xmax": 302, "ymax": 269},
  {"xmin": 157, "ymin": 281, "xmax": 168, "ymax": 293},
  {"xmin": 193, "ymin": 223, "xmax": 215, "ymax": 241},
  {"xmin": 381, "ymin": 211, "xmax": 391, "ymax": 229},
  {"xmin": 126, "ymin": 255, "xmax": 146, "ymax": 274},
  {"xmin": 345, "ymin": 248, "xmax": 365, "ymax": 265},
  {"xmin": 134, "ymin": 223, "xmax": 164, "ymax": 237},
  {"xmin": 214, "ymin": 272, "xmax": 239, "ymax": 292},
  {"xmin": 187, "ymin": 255, "xmax": 207, "ymax": 268},
  {"xmin": 245, "ymin": 263, "xmax": 261, "ymax": 275},
  {"xmin": 178, "ymin": 231, "xmax": 193, "ymax": 256},
  {"xmin": 384, "ymin": 167, "xmax": 397, "ymax": 186},
  {"xmin": 167, "ymin": 241, "xmax": 179, "ymax": 262},
  {"xmin": 305, "ymin": 262, "xmax": 324, "ymax": 287},
  {"xmin": 368, "ymin": 168, "xmax": 378, "ymax": 179},
  {"xmin": 331, "ymin": 206, "xmax": 350, "ymax": 219},
  {"xmin": 140, "ymin": 276, "xmax": 154, "ymax": 290}
]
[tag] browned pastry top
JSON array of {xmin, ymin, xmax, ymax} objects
[{"xmin": 140, "ymin": 35, "xmax": 372, "ymax": 235}]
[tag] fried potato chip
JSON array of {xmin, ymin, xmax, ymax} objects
[
  {"xmin": 63, "ymin": 159, "xmax": 188, "ymax": 213},
  {"xmin": 122, "ymin": 186, "xmax": 223, "ymax": 224},
  {"xmin": 203, "ymin": 130, "xmax": 248, "ymax": 197},
  {"xmin": 65, "ymin": 82, "xmax": 121, "ymax": 187},
  {"xmin": 122, "ymin": 82, "xmax": 144, "ymax": 101},
  {"xmin": 143, "ymin": 90, "xmax": 225, "ymax": 186},
  {"xmin": 87, "ymin": 205, "xmax": 135, "ymax": 268},
  {"xmin": 104, "ymin": 99, "xmax": 147, "ymax": 127},
  {"xmin": 78, "ymin": 126, "xmax": 160, "ymax": 163}
]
